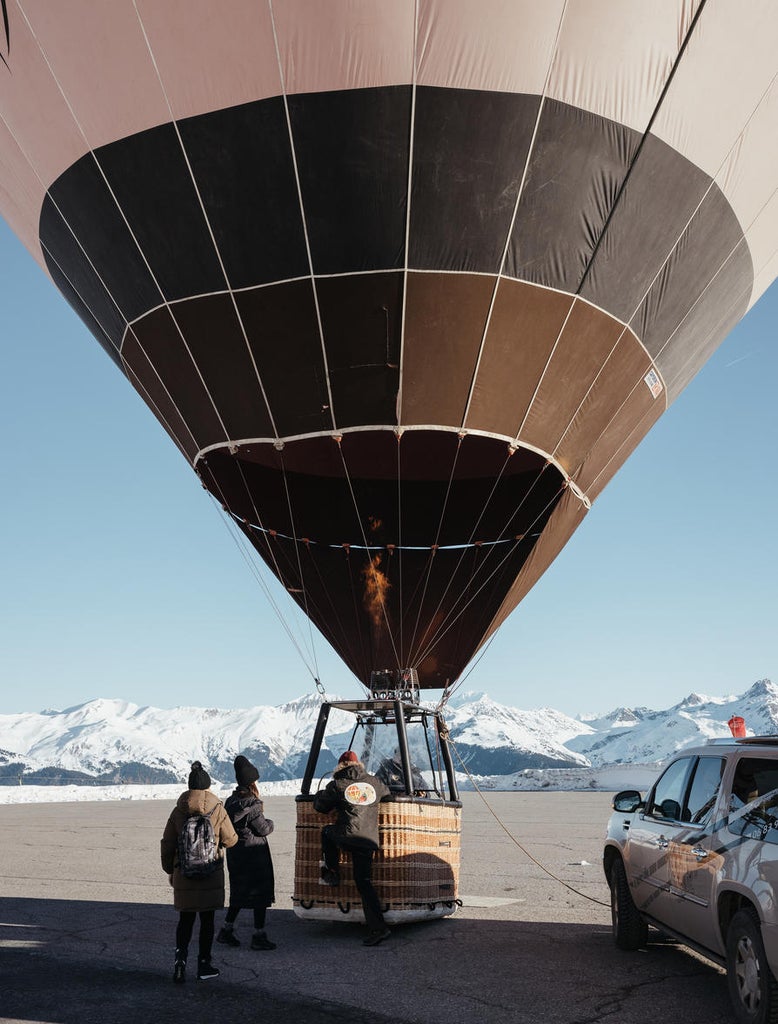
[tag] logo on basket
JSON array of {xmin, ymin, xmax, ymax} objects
[{"xmin": 345, "ymin": 782, "xmax": 377, "ymax": 805}]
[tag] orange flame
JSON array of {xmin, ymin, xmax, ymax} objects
[{"xmin": 362, "ymin": 554, "xmax": 390, "ymax": 627}]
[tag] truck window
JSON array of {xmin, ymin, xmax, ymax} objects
[
  {"xmin": 685, "ymin": 756, "xmax": 725, "ymax": 824},
  {"xmin": 729, "ymin": 756, "xmax": 778, "ymax": 845},
  {"xmin": 647, "ymin": 757, "xmax": 695, "ymax": 820}
]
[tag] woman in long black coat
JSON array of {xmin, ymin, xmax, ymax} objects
[{"xmin": 217, "ymin": 755, "xmax": 276, "ymax": 951}]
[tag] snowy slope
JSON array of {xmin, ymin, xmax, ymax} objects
[
  {"xmin": 0, "ymin": 679, "xmax": 775, "ymax": 786},
  {"xmin": 567, "ymin": 679, "xmax": 778, "ymax": 766}
]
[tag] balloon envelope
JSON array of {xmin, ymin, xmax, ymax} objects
[{"xmin": 1, "ymin": 1, "xmax": 777, "ymax": 689}]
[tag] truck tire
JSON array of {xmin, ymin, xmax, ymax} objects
[
  {"xmin": 726, "ymin": 908, "xmax": 778, "ymax": 1024},
  {"xmin": 609, "ymin": 857, "xmax": 648, "ymax": 950}
]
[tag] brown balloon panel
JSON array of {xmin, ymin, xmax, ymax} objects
[{"xmin": 197, "ymin": 430, "xmax": 566, "ymax": 689}]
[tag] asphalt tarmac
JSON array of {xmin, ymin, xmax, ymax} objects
[{"xmin": 0, "ymin": 791, "xmax": 733, "ymax": 1023}]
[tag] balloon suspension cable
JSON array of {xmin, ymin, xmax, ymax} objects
[
  {"xmin": 395, "ymin": 430, "xmax": 404, "ymax": 672},
  {"xmin": 203, "ymin": 489, "xmax": 321, "ymax": 684},
  {"xmin": 415, "ymin": 472, "xmax": 566, "ymax": 674},
  {"xmin": 277, "ymin": 449, "xmax": 322, "ymax": 683},
  {"xmin": 437, "ymin": 633, "xmax": 498, "ymax": 711},
  {"xmin": 202, "ymin": 462, "xmax": 325, "ymax": 675},
  {"xmin": 412, "ymin": 444, "xmax": 525, "ymax": 672},
  {"xmin": 406, "ymin": 432, "xmax": 466, "ymax": 665},
  {"xmin": 448, "ymin": 739, "xmax": 609, "ymax": 909}
]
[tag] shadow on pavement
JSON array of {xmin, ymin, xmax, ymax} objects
[{"xmin": 0, "ymin": 896, "xmax": 733, "ymax": 1024}]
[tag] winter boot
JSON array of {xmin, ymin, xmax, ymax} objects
[
  {"xmin": 197, "ymin": 957, "xmax": 220, "ymax": 981},
  {"xmin": 250, "ymin": 929, "xmax": 277, "ymax": 951},
  {"xmin": 173, "ymin": 949, "xmax": 186, "ymax": 983},
  {"xmin": 217, "ymin": 924, "xmax": 240, "ymax": 947},
  {"xmin": 363, "ymin": 926, "xmax": 391, "ymax": 946}
]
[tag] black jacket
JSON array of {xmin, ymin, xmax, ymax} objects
[
  {"xmin": 224, "ymin": 788, "xmax": 275, "ymax": 908},
  {"xmin": 313, "ymin": 764, "xmax": 390, "ymax": 851}
]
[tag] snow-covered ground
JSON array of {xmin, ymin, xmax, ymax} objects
[{"xmin": 0, "ymin": 763, "xmax": 658, "ymax": 804}]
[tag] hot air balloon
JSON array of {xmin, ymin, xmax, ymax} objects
[{"xmin": 2, "ymin": 0, "xmax": 777, "ymax": 924}]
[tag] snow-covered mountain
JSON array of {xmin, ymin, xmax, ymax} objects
[{"xmin": 0, "ymin": 679, "xmax": 775, "ymax": 786}]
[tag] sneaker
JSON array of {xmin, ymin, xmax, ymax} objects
[
  {"xmin": 197, "ymin": 960, "xmax": 220, "ymax": 981},
  {"xmin": 319, "ymin": 867, "xmax": 340, "ymax": 887},
  {"xmin": 173, "ymin": 959, "xmax": 186, "ymax": 984},
  {"xmin": 250, "ymin": 930, "xmax": 277, "ymax": 951},
  {"xmin": 216, "ymin": 927, "xmax": 240, "ymax": 947},
  {"xmin": 362, "ymin": 927, "xmax": 391, "ymax": 946}
]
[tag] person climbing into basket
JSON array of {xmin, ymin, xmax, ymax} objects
[{"xmin": 313, "ymin": 749, "xmax": 391, "ymax": 946}]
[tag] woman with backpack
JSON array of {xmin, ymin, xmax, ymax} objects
[
  {"xmin": 216, "ymin": 754, "xmax": 276, "ymax": 951},
  {"xmin": 161, "ymin": 760, "xmax": 237, "ymax": 983}
]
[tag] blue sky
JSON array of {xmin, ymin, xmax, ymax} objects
[{"xmin": 1, "ymin": 215, "xmax": 776, "ymax": 718}]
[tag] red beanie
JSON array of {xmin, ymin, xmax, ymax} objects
[{"xmin": 338, "ymin": 750, "xmax": 359, "ymax": 765}]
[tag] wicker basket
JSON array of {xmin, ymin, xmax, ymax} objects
[{"xmin": 293, "ymin": 797, "xmax": 462, "ymax": 923}]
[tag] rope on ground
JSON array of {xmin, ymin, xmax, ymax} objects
[{"xmin": 449, "ymin": 738, "xmax": 610, "ymax": 909}]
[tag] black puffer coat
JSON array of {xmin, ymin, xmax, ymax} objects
[
  {"xmin": 224, "ymin": 788, "xmax": 275, "ymax": 909},
  {"xmin": 313, "ymin": 763, "xmax": 390, "ymax": 851}
]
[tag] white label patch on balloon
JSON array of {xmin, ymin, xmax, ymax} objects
[{"xmin": 644, "ymin": 369, "xmax": 664, "ymax": 398}]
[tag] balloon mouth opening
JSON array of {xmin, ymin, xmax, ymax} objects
[
  {"xmin": 197, "ymin": 429, "xmax": 568, "ymax": 689},
  {"xmin": 198, "ymin": 428, "xmax": 565, "ymax": 549}
]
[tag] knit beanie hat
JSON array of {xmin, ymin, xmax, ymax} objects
[
  {"xmin": 338, "ymin": 750, "xmax": 359, "ymax": 766},
  {"xmin": 188, "ymin": 760, "xmax": 211, "ymax": 790},
  {"xmin": 234, "ymin": 754, "xmax": 259, "ymax": 787}
]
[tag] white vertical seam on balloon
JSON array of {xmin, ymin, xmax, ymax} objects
[
  {"xmin": 672, "ymin": 242, "xmax": 778, "ymax": 390},
  {"xmin": 547, "ymin": 0, "xmax": 712, "ymax": 477},
  {"xmin": 37, "ymin": 230, "xmax": 196, "ymax": 463},
  {"xmin": 566, "ymin": 73, "xmax": 778, "ymax": 490},
  {"xmin": 132, "ymin": 0, "xmax": 281, "ymax": 442},
  {"xmin": 553, "ymin": 66, "xmax": 778, "ymax": 464},
  {"xmin": 396, "ymin": 0, "xmax": 419, "ymax": 425},
  {"xmin": 587, "ymin": 205, "xmax": 778, "ymax": 498},
  {"xmin": 396, "ymin": 0, "xmax": 420, "ymax": 669},
  {"xmin": 267, "ymin": 0, "xmax": 336, "ymax": 432},
  {"xmin": 460, "ymin": 0, "xmax": 571, "ymax": 433}
]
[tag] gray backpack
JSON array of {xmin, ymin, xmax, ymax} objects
[{"xmin": 177, "ymin": 806, "xmax": 219, "ymax": 878}]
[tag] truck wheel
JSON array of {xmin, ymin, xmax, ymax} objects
[
  {"xmin": 609, "ymin": 857, "xmax": 648, "ymax": 950},
  {"xmin": 726, "ymin": 909, "xmax": 778, "ymax": 1024}
]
